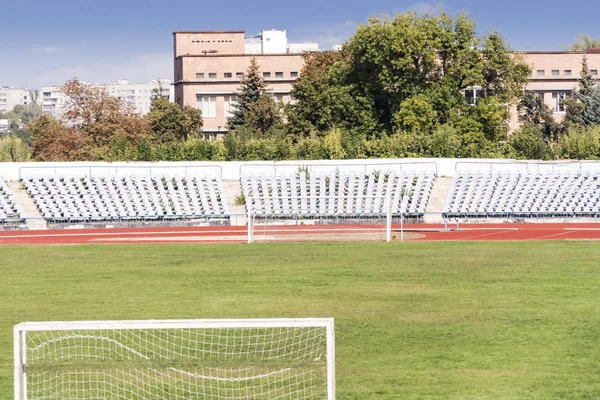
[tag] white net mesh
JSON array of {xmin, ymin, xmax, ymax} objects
[
  {"xmin": 18, "ymin": 323, "xmax": 331, "ymax": 399},
  {"xmin": 247, "ymin": 196, "xmax": 392, "ymax": 243}
]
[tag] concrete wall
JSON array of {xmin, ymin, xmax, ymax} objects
[
  {"xmin": 173, "ymin": 31, "xmax": 246, "ymax": 58},
  {"xmin": 2, "ymin": 158, "xmax": 598, "ymax": 181},
  {"xmin": 175, "ymin": 54, "xmax": 304, "ymax": 134}
]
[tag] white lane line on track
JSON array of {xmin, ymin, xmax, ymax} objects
[
  {"xmin": 527, "ymin": 231, "xmax": 574, "ymax": 240},
  {"xmin": 564, "ymin": 228, "xmax": 600, "ymax": 231},
  {"xmin": 456, "ymin": 228, "xmax": 520, "ymax": 231},
  {"xmin": 92, "ymin": 236, "xmax": 247, "ymax": 242}
]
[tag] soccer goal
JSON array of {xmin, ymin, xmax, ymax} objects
[
  {"xmin": 247, "ymin": 195, "xmax": 393, "ymax": 243},
  {"xmin": 14, "ymin": 318, "xmax": 335, "ymax": 400}
]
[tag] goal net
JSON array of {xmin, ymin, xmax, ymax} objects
[
  {"xmin": 247, "ymin": 195, "xmax": 393, "ymax": 243},
  {"xmin": 14, "ymin": 318, "xmax": 335, "ymax": 400}
]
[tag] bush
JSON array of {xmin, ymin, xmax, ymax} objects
[
  {"xmin": 508, "ymin": 124, "xmax": 550, "ymax": 160},
  {"xmin": 556, "ymin": 126, "xmax": 600, "ymax": 160}
]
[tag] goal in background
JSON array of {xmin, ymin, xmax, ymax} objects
[
  {"xmin": 247, "ymin": 195, "xmax": 393, "ymax": 243},
  {"xmin": 14, "ymin": 318, "xmax": 335, "ymax": 400}
]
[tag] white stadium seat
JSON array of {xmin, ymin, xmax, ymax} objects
[
  {"xmin": 241, "ymin": 170, "xmax": 435, "ymax": 218},
  {"xmin": 0, "ymin": 179, "xmax": 25, "ymax": 227},
  {"xmin": 443, "ymin": 171, "xmax": 600, "ymax": 217},
  {"xmin": 22, "ymin": 175, "xmax": 230, "ymax": 223}
]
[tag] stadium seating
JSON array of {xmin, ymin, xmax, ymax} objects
[
  {"xmin": 241, "ymin": 170, "xmax": 435, "ymax": 217},
  {"xmin": 444, "ymin": 171, "xmax": 600, "ymax": 217},
  {"xmin": 22, "ymin": 175, "xmax": 230, "ymax": 222},
  {"xmin": 0, "ymin": 179, "xmax": 24, "ymax": 227}
]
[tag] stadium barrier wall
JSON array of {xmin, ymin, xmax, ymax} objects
[
  {"xmin": 4, "ymin": 158, "xmax": 599, "ymax": 182},
  {"xmin": 3, "ymin": 212, "xmax": 600, "ymax": 232}
]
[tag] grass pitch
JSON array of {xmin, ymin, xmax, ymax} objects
[{"xmin": 1, "ymin": 241, "xmax": 599, "ymax": 399}]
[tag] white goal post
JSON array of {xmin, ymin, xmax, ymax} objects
[
  {"xmin": 14, "ymin": 318, "xmax": 335, "ymax": 400},
  {"xmin": 247, "ymin": 195, "xmax": 394, "ymax": 243}
]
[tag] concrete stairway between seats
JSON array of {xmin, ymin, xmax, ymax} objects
[
  {"xmin": 223, "ymin": 179, "xmax": 247, "ymax": 226},
  {"xmin": 423, "ymin": 177, "xmax": 453, "ymax": 223},
  {"xmin": 7, "ymin": 181, "xmax": 47, "ymax": 230}
]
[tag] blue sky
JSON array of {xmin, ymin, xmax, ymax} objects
[{"xmin": 2, "ymin": 0, "xmax": 600, "ymax": 88}]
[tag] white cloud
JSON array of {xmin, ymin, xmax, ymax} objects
[
  {"xmin": 407, "ymin": 2, "xmax": 436, "ymax": 15},
  {"xmin": 31, "ymin": 46, "xmax": 65, "ymax": 55}
]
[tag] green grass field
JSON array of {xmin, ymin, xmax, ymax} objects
[{"xmin": 1, "ymin": 241, "xmax": 600, "ymax": 399}]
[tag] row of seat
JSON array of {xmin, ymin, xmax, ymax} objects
[
  {"xmin": 0, "ymin": 179, "xmax": 24, "ymax": 224},
  {"xmin": 241, "ymin": 171, "xmax": 434, "ymax": 217},
  {"xmin": 444, "ymin": 172, "xmax": 600, "ymax": 216},
  {"xmin": 7, "ymin": 169, "xmax": 600, "ymax": 224},
  {"xmin": 23, "ymin": 176, "xmax": 230, "ymax": 221}
]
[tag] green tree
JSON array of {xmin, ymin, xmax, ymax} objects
[
  {"xmin": 518, "ymin": 92, "xmax": 561, "ymax": 142},
  {"xmin": 0, "ymin": 135, "xmax": 30, "ymax": 162},
  {"xmin": 146, "ymin": 97, "xmax": 203, "ymax": 144},
  {"xmin": 567, "ymin": 57, "xmax": 600, "ymax": 127},
  {"xmin": 289, "ymin": 11, "xmax": 529, "ymax": 139},
  {"xmin": 287, "ymin": 51, "xmax": 379, "ymax": 137},
  {"xmin": 227, "ymin": 58, "xmax": 267, "ymax": 130},
  {"xmin": 563, "ymin": 34, "xmax": 600, "ymax": 51},
  {"xmin": 244, "ymin": 95, "xmax": 283, "ymax": 133},
  {"xmin": 508, "ymin": 123, "xmax": 550, "ymax": 160}
]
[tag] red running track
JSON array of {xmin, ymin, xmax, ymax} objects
[{"xmin": 1, "ymin": 223, "xmax": 600, "ymax": 245}]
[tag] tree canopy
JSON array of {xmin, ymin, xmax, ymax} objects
[
  {"xmin": 288, "ymin": 11, "xmax": 530, "ymax": 140},
  {"xmin": 563, "ymin": 34, "xmax": 600, "ymax": 51}
]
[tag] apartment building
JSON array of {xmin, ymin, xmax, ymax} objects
[
  {"xmin": 173, "ymin": 30, "xmax": 317, "ymax": 138},
  {"xmin": 106, "ymin": 79, "xmax": 173, "ymax": 115},
  {"xmin": 0, "ymin": 88, "xmax": 32, "ymax": 114},
  {"xmin": 484, "ymin": 49, "xmax": 600, "ymax": 132},
  {"xmin": 42, "ymin": 79, "xmax": 174, "ymax": 119}
]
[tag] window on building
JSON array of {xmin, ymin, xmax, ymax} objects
[
  {"xmin": 224, "ymin": 72, "xmax": 232, "ymax": 78},
  {"xmin": 275, "ymin": 72, "xmax": 283, "ymax": 78},
  {"xmin": 209, "ymin": 73, "xmax": 217, "ymax": 79},
  {"xmin": 552, "ymin": 92, "xmax": 568, "ymax": 113},
  {"xmin": 290, "ymin": 71, "xmax": 299, "ymax": 78},
  {"xmin": 224, "ymin": 95, "xmax": 237, "ymax": 118},
  {"xmin": 464, "ymin": 88, "xmax": 483, "ymax": 106},
  {"xmin": 551, "ymin": 70, "xmax": 559, "ymax": 76},
  {"xmin": 536, "ymin": 70, "xmax": 545, "ymax": 76},
  {"xmin": 533, "ymin": 92, "xmax": 545, "ymax": 102},
  {"xmin": 196, "ymin": 73, "xmax": 205, "ymax": 79},
  {"xmin": 591, "ymin": 70, "xmax": 598, "ymax": 75},
  {"xmin": 564, "ymin": 70, "xmax": 572, "ymax": 76},
  {"xmin": 236, "ymin": 72, "xmax": 243, "ymax": 78},
  {"xmin": 263, "ymin": 72, "xmax": 271, "ymax": 78},
  {"xmin": 197, "ymin": 95, "xmax": 216, "ymax": 117}
]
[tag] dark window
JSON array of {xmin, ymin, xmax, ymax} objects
[
  {"xmin": 275, "ymin": 72, "xmax": 283, "ymax": 78},
  {"xmin": 196, "ymin": 73, "xmax": 205, "ymax": 79},
  {"xmin": 263, "ymin": 72, "xmax": 271, "ymax": 78},
  {"xmin": 208, "ymin": 73, "xmax": 217, "ymax": 79},
  {"xmin": 290, "ymin": 71, "xmax": 299, "ymax": 78},
  {"xmin": 224, "ymin": 72, "xmax": 232, "ymax": 78}
]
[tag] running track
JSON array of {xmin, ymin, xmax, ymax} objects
[{"xmin": 1, "ymin": 223, "xmax": 600, "ymax": 245}]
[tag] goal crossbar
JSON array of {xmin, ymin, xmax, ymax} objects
[{"xmin": 14, "ymin": 318, "xmax": 335, "ymax": 400}]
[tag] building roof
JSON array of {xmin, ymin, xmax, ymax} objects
[
  {"xmin": 523, "ymin": 48, "xmax": 600, "ymax": 54},
  {"xmin": 175, "ymin": 53, "xmax": 309, "ymax": 60},
  {"xmin": 173, "ymin": 31, "xmax": 245, "ymax": 35}
]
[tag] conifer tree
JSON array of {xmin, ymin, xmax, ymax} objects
[
  {"xmin": 569, "ymin": 56, "xmax": 600, "ymax": 126},
  {"xmin": 227, "ymin": 58, "xmax": 267, "ymax": 130}
]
